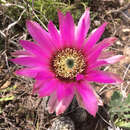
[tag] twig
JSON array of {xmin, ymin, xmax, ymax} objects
[
  {"xmin": 4, "ymin": 52, "xmax": 11, "ymax": 73},
  {"xmin": 98, "ymin": 84, "xmax": 108, "ymax": 94},
  {"xmin": 99, "ymin": 85, "xmax": 120, "ymax": 95},
  {"xmin": 23, "ymin": 0, "xmax": 48, "ymax": 31},
  {"xmin": 106, "ymin": 3, "xmax": 130, "ymax": 15},
  {"xmin": 3, "ymin": 9, "xmax": 26, "ymax": 32},
  {"xmin": 0, "ymin": 30, "xmax": 6, "ymax": 38},
  {"xmin": 31, "ymin": 9, "xmax": 48, "ymax": 30},
  {"xmin": 1, "ymin": 3, "xmax": 25, "ymax": 9},
  {"xmin": 97, "ymin": 112, "xmax": 113, "ymax": 128},
  {"xmin": 1, "ymin": 112, "xmax": 17, "ymax": 129},
  {"xmin": 122, "ymin": 64, "xmax": 130, "ymax": 80},
  {"xmin": 120, "ymin": 64, "xmax": 130, "ymax": 98},
  {"xmin": 121, "ymin": 11, "xmax": 130, "ymax": 21}
]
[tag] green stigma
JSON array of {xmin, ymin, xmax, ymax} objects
[{"xmin": 66, "ymin": 59, "xmax": 74, "ymax": 68}]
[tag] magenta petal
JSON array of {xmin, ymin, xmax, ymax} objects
[
  {"xmin": 87, "ymin": 70, "xmax": 123, "ymax": 84},
  {"xmin": 88, "ymin": 60, "xmax": 107, "ymax": 71},
  {"xmin": 38, "ymin": 79, "xmax": 58, "ymax": 97},
  {"xmin": 58, "ymin": 11, "xmax": 65, "ymax": 28},
  {"xmin": 48, "ymin": 83, "xmax": 74, "ymax": 115},
  {"xmin": 84, "ymin": 22, "xmax": 107, "ymax": 50},
  {"xmin": 15, "ymin": 67, "xmax": 43, "ymax": 78},
  {"xmin": 92, "ymin": 88, "xmax": 103, "ymax": 106},
  {"xmin": 76, "ymin": 8, "xmax": 90, "ymax": 47},
  {"xmin": 76, "ymin": 74, "xmax": 85, "ymax": 81},
  {"xmin": 59, "ymin": 12, "xmax": 75, "ymax": 46},
  {"xmin": 33, "ymin": 80, "xmax": 46, "ymax": 94},
  {"xmin": 95, "ymin": 37, "xmax": 117, "ymax": 50},
  {"xmin": 19, "ymin": 40, "xmax": 50, "ymax": 58},
  {"xmin": 48, "ymin": 89, "xmax": 74, "ymax": 115},
  {"xmin": 76, "ymin": 82, "xmax": 98, "ymax": 117},
  {"xmin": 11, "ymin": 50, "xmax": 31, "ymax": 57},
  {"xmin": 99, "ymin": 51, "xmax": 114, "ymax": 59},
  {"xmin": 35, "ymin": 71, "xmax": 54, "ymax": 80},
  {"xmin": 57, "ymin": 83, "xmax": 65, "ymax": 101},
  {"xmin": 87, "ymin": 37, "xmax": 117, "ymax": 64},
  {"xmin": 48, "ymin": 86, "xmax": 74, "ymax": 115},
  {"xmin": 102, "ymin": 55, "xmax": 124, "ymax": 64},
  {"xmin": 26, "ymin": 20, "xmax": 55, "ymax": 52},
  {"xmin": 48, "ymin": 21, "xmax": 61, "ymax": 49},
  {"xmin": 87, "ymin": 46, "xmax": 103, "ymax": 64},
  {"xmin": 48, "ymin": 92, "xmax": 57, "ymax": 113},
  {"xmin": 87, "ymin": 37, "xmax": 117, "ymax": 55},
  {"xmin": 55, "ymin": 90, "xmax": 74, "ymax": 115},
  {"xmin": 87, "ymin": 38, "xmax": 117, "ymax": 64},
  {"xmin": 10, "ymin": 57, "xmax": 44, "ymax": 67},
  {"xmin": 57, "ymin": 83, "xmax": 74, "ymax": 101}
]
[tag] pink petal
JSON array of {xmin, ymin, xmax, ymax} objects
[
  {"xmin": 58, "ymin": 11, "xmax": 65, "ymax": 29},
  {"xmin": 26, "ymin": 20, "xmax": 55, "ymax": 52},
  {"xmin": 95, "ymin": 37, "xmax": 117, "ymax": 50},
  {"xmin": 87, "ymin": 46, "xmax": 104, "ymax": 64},
  {"xmin": 57, "ymin": 83, "xmax": 66, "ymax": 101},
  {"xmin": 15, "ymin": 67, "xmax": 43, "ymax": 78},
  {"xmin": 87, "ymin": 37, "xmax": 117, "ymax": 55},
  {"xmin": 48, "ymin": 87, "xmax": 74, "ymax": 115},
  {"xmin": 38, "ymin": 79, "xmax": 58, "ymax": 97},
  {"xmin": 99, "ymin": 51, "xmax": 114, "ymax": 59},
  {"xmin": 10, "ymin": 57, "xmax": 45, "ymax": 67},
  {"xmin": 87, "ymin": 70, "xmax": 123, "ymax": 84},
  {"xmin": 55, "ymin": 90, "xmax": 74, "ymax": 115},
  {"xmin": 84, "ymin": 22, "xmax": 107, "ymax": 51},
  {"xmin": 11, "ymin": 50, "xmax": 31, "ymax": 57},
  {"xmin": 102, "ymin": 55, "xmax": 124, "ymax": 64},
  {"xmin": 48, "ymin": 92, "xmax": 57, "ymax": 113},
  {"xmin": 87, "ymin": 60, "xmax": 107, "ymax": 71},
  {"xmin": 76, "ymin": 8, "xmax": 90, "ymax": 48},
  {"xmin": 75, "ymin": 91, "xmax": 85, "ymax": 108},
  {"xmin": 76, "ymin": 74, "xmax": 85, "ymax": 81},
  {"xmin": 35, "ymin": 70, "xmax": 55, "ymax": 80},
  {"xmin": 76, "ymin": 82, "xmax": 98, "ymax": 117},
  {"xmin": 92, "ymin": 88, "xmax": 103, "ymax": 106},
  {"xmin": 58, "ymin": 12, "xmax": 75, "ymax": 47},
  {"xmin": 87, "ymin": 54, "xmax": 124, "ymax": 71},
  {"xmin": 33, "ymin": 80, "xmax": 46, "ymax": 94},
  {"xmin": 20, "ymin": 40, "xmax": 50, "ymax": 58},
  {"xmin": 48, "ymin": 21, "xmax": 61, "ymax": 49},
  {"xmin": 76, "ymin": 85, "xmax": 103, "ymax": 106},
  {"xmin": 57, "ymin": 83, "xmax": 74, "ymax": 101},
  {"xmin": 87, "ymin": 38, "xmax": 117, "ymax": 64}
]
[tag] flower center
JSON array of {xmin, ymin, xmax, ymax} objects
[
  {"xmin": 66, "ymin": 59, "xmax": 74, "ymax": 68},
  {"xmin": 52, "ymin": 48, "xmax": 86, "ymax": 80}
]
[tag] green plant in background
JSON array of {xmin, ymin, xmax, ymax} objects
[
  {"xmin": 1, "ymin": 0, "xmax": 90, "ymax": 30},
  {"xmin": 27, "ymin": 0, "xmax": 89, "ymax": 26},
  {"xmin": 109, "ymin": 91, "xmax": 130, "ymax": 129},
  {"xmin": 0, "ymin": 85, "xmax": 17, "ymax": 113},
  {"xmin": 0, "ymin": 95, "xmax": 15, "ymax": 102},
  {"xmin": 28, "ymin": 0, "xmax": 68, "ymax": 25}
]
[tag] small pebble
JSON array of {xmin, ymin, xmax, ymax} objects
[
  {"xmin": 122, "ymin": 28, "xmax": 130, "ymax": 33},
  {"xmin": 48, "ymin": 117, "xmax": 75, "ymax": 130},
  {"xmin": 94, "ymin": 20, "xmax": 101, "ymax": 26},
  {"xmin": 124, "ymin": 45, "xmax": 130, "ymax": 56},
  {"xmin": 116, "ymin": 40, "xmax": 123, "ymax": 46},
  {"xmin": 118, "ymin": 0, "xmax": 125, "ymax": 6}
]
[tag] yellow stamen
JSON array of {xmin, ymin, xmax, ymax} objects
[{"xmin": 51, "ymin": 48, "xmax": 86, "ymax": 80}]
